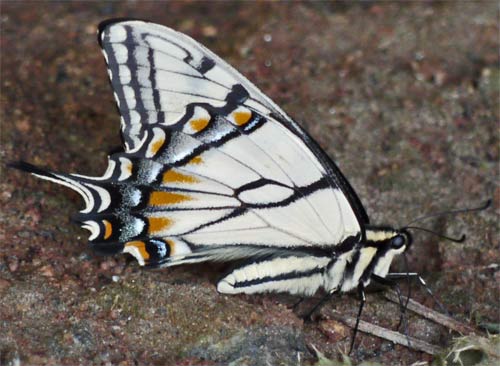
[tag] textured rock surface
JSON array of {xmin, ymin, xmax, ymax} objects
[{"xmin": 1, "ymin": 2, "xmax": 498, "ymax": 365}]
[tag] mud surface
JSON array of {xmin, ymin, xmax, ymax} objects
[{"xmin": 1, "ymin": 2, "xmax": 498, "ymax": 365}]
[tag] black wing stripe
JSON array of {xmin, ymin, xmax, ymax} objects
[
  {"xmin": 180, "ymin": 207, "xmax": 247, "ymax": 236},
  {"xmin": 102, "ymin": 31, "xmax": 134, "ymax": 147},
  {"xmin": 232, "ymin": 267, "xmax": 324, "ymax": 289},
  {"xmin": 148, "ymin": 47, "xmax": 162, "ymax": 115},
  {"xmin": 125, "ymin": 33, "xmax": 218, "ymax": 77},
  {"xmin": 269, "ymin": 112, "xmax": 369, "ymax": 226},
  {"xmin": 241, "ymin": 122, "xmax": 343, "ymax": 240}
]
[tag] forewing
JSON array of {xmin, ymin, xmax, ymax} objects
[
  {"xmin": 84, "ymin": 19, "xmax": 367, "ymax": 267},
  {"xmin": 99, "ymin": 19, "xmax": 279, "ymax": 151}
]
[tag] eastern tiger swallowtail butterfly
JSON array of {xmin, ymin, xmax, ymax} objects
[{"xmin": 11, "ymin": 18, "xmax": 442, "ymax": 350}]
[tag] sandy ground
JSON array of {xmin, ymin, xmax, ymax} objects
[{"xmin": 1, "ymin": 2, "xmax": 498, "ymax": 366}]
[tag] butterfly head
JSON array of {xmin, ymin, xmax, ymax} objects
[
  {"xmin": 361, "ymin": 227, "xmax": 413, "ymax": 280},
  {"xmin": 365, "ymin": 227, "xmax": 413, "ymax": 254},
  {"xmin": 392, "ymin": 228, "xmax": 413, "ymax": 252}
]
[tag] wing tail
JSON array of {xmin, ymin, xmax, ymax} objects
[
  {"xmin": 9, "ymin": 161, "xmax": 125, "ymax": 247},
  {"xmin": 8, "ymin": 161, "xmax": 106, "ymax": 214}
]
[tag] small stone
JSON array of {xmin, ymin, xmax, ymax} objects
[
  {"xmin": 318, "ymin": 319, "xmax": 349, "ymax": 343},
  {"xmin": 202, "ymin": 25, "xmax": 217, "ymax": 37},
  {"xmin": 15, "ymin": 118, "xmax": 31, "ymax": 133},
  {"xmin": 0, "ymin": 189, "xmax": 12, "ymax": 202},
  {"xmin": 7, "ymin": 257, "xmax": 19, "ymax": 272},
  {"xmin": 39, "ymin": 264, "xmax": 54, "ymax": 277}
]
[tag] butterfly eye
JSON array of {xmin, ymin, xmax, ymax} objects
[{"xmin": 391, "ymin": 235, "xmax": 406, "ymax": 249}]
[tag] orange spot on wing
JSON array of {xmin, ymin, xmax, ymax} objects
[
  {"xmin": 189, "ymin": 117, "xmax": 210, "ymax": 132},
  {"xmin": 126, "ymin": 162, "xmax": 133, "ymax": 175},
  {"xmin": 232, "ymin": 110, "xmax": 252, "ymax": 126},
  {"xmin": 162, "ymin": 170, "xmax": 199, "ymax": 184},
  {"xmin": 149, "ymin": 191, "xmax": 192, "ymax": 206},
  {"xmin": 150, "ymin": 137, "xmax": 165, "ymax": 156},
  {"xmin": 103, "ymin": 219, "xmax": 112, "ymax": 239},
  {"xmin": 125, "ymin": 241, "xmax": 150, "ymax": 260},
  {"xmin": 166, "ymin": 239, "xmax": 175, "ymax": 254},
  {"xmin": 148, "ymin": 217, "xmax": 173, "ymax": 234},
  {"xmin": 188, "ymin": 156, "xmax": 203, "ymax": 165}
]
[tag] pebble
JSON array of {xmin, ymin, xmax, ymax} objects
[
  {"xmin": 7, "ymin": 257, "xmax": 19, "ymax": 272},
  {"xmin": 39, "ymin": 265, "xmax": 55, "ymax": 277},
  {"xmin": 202, "ymin": 25, "xmax": 217, "ymax": 37}
]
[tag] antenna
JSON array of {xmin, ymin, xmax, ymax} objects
[
  {"xmin": 404, "ymin": 199, "xmax": 491, "ymax": 227},
  {"xmin": 404, "ymin": 226, "xmax": 466, "ymax": 243}
]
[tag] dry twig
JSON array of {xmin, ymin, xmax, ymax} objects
[
  {"xmin": 323, "ymin": 308, "xmax": 442, "ymax": 355},
  {"xmin": 383, "ymin": 291, "xmax": 477, "ymax": 335}
]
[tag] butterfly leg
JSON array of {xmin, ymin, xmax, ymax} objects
[
  {"xmin": 386, "ymin": 272, "xmax": 449, "ymax": 315},
  {"xmin": 349, "ymin": 283, "xmax": 366, "ymax": 355},
  {"xmin": 372, "ymin": 275, "xmax": 408, "ymax": 335},
  {"xmin": 371, "ymin": 274, "xmax": 410, "ymax": 346},
  {"xmin": 290, "ymin": 297, "xmax": 305, "ymax": 312},
  {"xmin": 300, "ymin": 289, "xmax": 339, "ymax": 322}
]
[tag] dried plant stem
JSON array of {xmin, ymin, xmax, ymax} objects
[
  {"xmin": 324, "ymin": 308, "xmax": 442, "ymax": 355},
  {"xmin": 383, "ymin": 291, "xmax": 477, "ymax": 335}
]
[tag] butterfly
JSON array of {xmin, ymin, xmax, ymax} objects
[{"xmin": 12, "ymin": 18, "xmax": 458, "ymax": 352}]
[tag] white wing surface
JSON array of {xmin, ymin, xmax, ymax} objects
[{"xmin": 68, "ymin": 19, "xmax": 369, "ymax": 274}]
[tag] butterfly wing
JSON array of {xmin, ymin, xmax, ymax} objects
[
  {"xmin": 87, "ymin": 19, "xmax": 367, "ymax": 265},
  {"xmin": 16, "ymin": 20, "xmax": 369, "ymax": 295},
  {"xmin": 99, "ymin": 18, "xmax": 301, "ymax": 151},
  {"xmin": 99, "ymin": 19, "xmax": 368, "ymax": 224}
]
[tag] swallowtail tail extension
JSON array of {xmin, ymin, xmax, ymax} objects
[{"xmin": 13, "ymin": 20, "xmax": 420, "ymax": 326}]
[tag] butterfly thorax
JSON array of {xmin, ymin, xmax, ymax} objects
[{"xmin": 324, "ymin": 227, "xmax": 412, "ymax": 293}]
